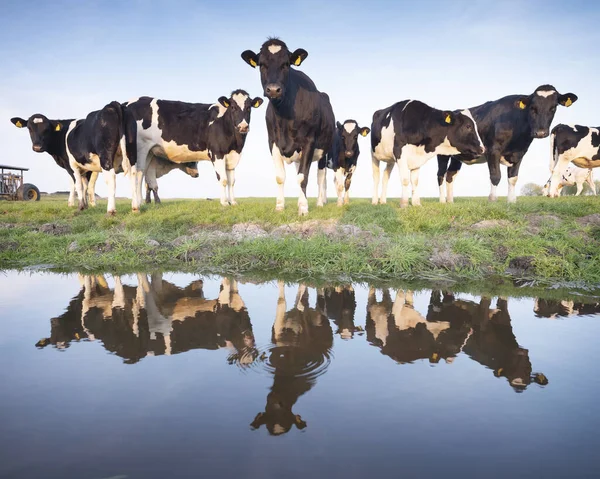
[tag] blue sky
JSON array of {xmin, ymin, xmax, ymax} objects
[{"xmin": 2, "ymin": 0, "xmax": 599, "ymax": 201}]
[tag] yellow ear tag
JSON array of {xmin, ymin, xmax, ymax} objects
[
  {"xmin": 223, "ymin": 101, "xmax": 230, "ymax": 108},
  {"xmin": 55, "ymin": 123, "xmax": 61, "ymax": 131},
  {"xmin": 498, "ymin": 367, "xmax": 504, "ymax": 375},
  {"xmin": 361, "ymin": 130, "xmax": 368, "ymax": 137},
  {"xmin": 432, "ymin": 353, "xmax": 439, "ymax": 361},
  {"xmin": 565, "ymin": 98, "xmax": 572, "ymax": 107},
  {"xmin": 519, "ymin": 100, "xmax": 526, "ymax": 109},
  {"xmin": 253, "ymin": 100, "xmax": 261, "ymax": 108},
  {"xmin": 16, "ymin": 120, "xmax": 23, "ymax": 128},
  {"xmin": 294, "ymin": 56, "xmax": 302, "ymax": 66},
  {"xmin": 445, "ymin": 114, "xmax": 451, "ymax": 124},
  {"xmin": 250, "ymin": 58, "xmax": 257, "ymax": 67}
]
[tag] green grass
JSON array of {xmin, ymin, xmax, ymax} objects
[{"xmin": 1, "ymin": 195, "xmax": 599, "ymax": 286}]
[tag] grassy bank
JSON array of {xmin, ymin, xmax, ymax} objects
[{"xmin": 1, "ymin": 196, "xmax": 599, "ymax": 286}]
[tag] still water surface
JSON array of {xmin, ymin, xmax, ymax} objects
[{"xmin": 1, "ymin": 271, "xmax": 599, "ymax": 478}]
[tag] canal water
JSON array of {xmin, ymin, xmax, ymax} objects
[{"xmin": 1, "ymin": 271, "xmax": 599, "ymax": 478}]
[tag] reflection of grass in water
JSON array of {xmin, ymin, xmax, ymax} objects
[{"xmin": 2, "ymin": 196, "xmax": 600, "ymax": 288}]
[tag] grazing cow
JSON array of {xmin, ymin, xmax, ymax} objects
[
  {"xmin": 144, "ymin": 157, "xmax": 199, "ymax": 204},
  {"xmin": 64, "ymin": 101, "xmax": 138, "ymax": 214},
  {"xmin": 545, "ymin": 124, "xmax": 600, "ymax": 197},
  {"xmin": 437, "ymin": 85, "xmax": 577, "ymax": 203},
  {"xmin": 371, "ymin": 100, "xmax": 484, "ymax": 207},
  {"xmin": 328, "ymin": 120, "xmax": 370, "ymax": 205},
  {"xmin": 241, "ymin": 39, "xmax": 335, "ymax": 215},
  {"xmin": 11, "ymin": 115, "xmax": 98, "ymax": 207},
  {"xmin": 125, "ymin": 91, "xmax": 262, "ymax": 207},
  {"xmin": 542, "ymin": 164, "xmax": 595, "ymax": 197}
]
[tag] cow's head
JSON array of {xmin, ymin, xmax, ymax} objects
[
  {"xmin": 178, "ymin": 161, "xmax": 199, "ymax": 178},
  {"xmin": 241, "ymin": 39, "xmax": 308, "ymax": 101},
  {"xmin": 11, "ymin": 114, "xmax": 64, "ymax": 153},
  {"xmin": 443, "ymin": 109, "xmax": 485, "ymax": 157},
  {"xmin": 337, "ymin": 120, "xmax": 370, "ymax": 158},
  {"xmin": 515, "ymin": 85, "xmax": 577, "ymax": 139},
  {"xmin": 217, "ymin": 90, "xmax": 263, "ymax": 135}
]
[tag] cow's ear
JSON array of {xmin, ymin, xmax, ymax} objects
[
  {"xmin": 515, "ymin": 96, "xmax": 529, "ymax": 110},
  {"xmin": 441, "ymin": 111, "xmax": 454, "ymax": 125},
  {"xmin": 558, "ymin": 93, "xmax": 577, "ymax": 107},
  {"xmin": 53, "ymin": 121, "xmax": 63, "ymax": 132},
  {"xmin": 359, "ymin": 127, "xmax": 371, "ymax": 137},
  {"xmin": 251, "ymin": 97, "xmax": 263, "ymax": 108},
  {"xmin": 336, "ymin": 121, "xmax": 343, "ymax": 129},
  {"xmin": 290, "ymin": 49, "xmax": 308, "ymax": 67},
  {"xmin": 241, "ymin": 50, "xmax": 259, "ymax": 68},
  {"xmin": 11, "ymin": 117, "xmax": 27, "ymax": 128},
  {"xmin": 218, "ymin": 96, "xmax": 231, "ymax": 108},
  {"xmin": 294, "ymin": 414, "xmax": 307, "ymax": 429}
]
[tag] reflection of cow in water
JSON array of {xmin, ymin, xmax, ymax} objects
[
  {"xmin": 366, "ymin": 289, "xmax": 548, "ymax": 391},
  {"xmin": 251, "ymin": 283, "xmax": 333, "ymax": 436},
  {"xmin": 534, "ymin": 298, "xmax": 600, "ymax": 319},
  {"xmin": 316, "ymin": 286, "xmax": 358, "ymax": 339},
  {"xmin": 36, "ymin": 274, "xmax": 255, "ymax": 364}
]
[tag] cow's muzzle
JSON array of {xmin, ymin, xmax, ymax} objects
[
  {"xmin": 534, "ymin": 129, "xmax": 549, "ymax": 139},
  {"xmin": 265, "ymin": 84, "xmax": 283, "ymax": 99},
  {"xmin": 32, "ymin": 145, "xmax": 43, "ymax": 152},
  {"xmin": 345, "ymin": 151, "xmax": 353, "ymax": 158}
]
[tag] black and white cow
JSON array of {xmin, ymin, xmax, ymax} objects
[
  {"xmin": 437, "ymin": 85, "xmax": 577, "ymax": 203},
  {"xmin": 125, "ymin": 91, "xmax": 262, "ymax": 207},
  {"xmin": 144, "ymin": 157, "xmax": 199, "ymax": 204},
  {"xmin": 371, "ymin": 100, "xmax": 484, "ymax": 207},
  {"xmin": 327, "ymin": 120, "xmax": 370, "ymax": 206},
  {"xmin": 542, "ymin": 164, "xmax": 595, "ymax": 197},
  {"xmin": 64, "ymin": 101, "xmax": 138, "ymax": 214},
  {"xmin": 546, "ymin": 124, "xmax": 600, "ymax": 197},
  {"xmin": 241, "ymin": 39, "xmax": 335, "ymax": 215},
  {"xmin": 11, "ymin": 115, "xmax": 98, "ymax": 207}
]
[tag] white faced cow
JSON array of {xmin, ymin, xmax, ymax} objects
[
  {"xmin": 242, "ymin": 39, "xmax": 335, "ymax": 216},
  {"xmin": 546, "ymin": 124, "xmax": 600, "ymax": 197},
  {"xmin": 543, "ymin": 164, "xmax": 595, "ymax": 197},
  {"xmin": 125, "ymin": 91, "xmax": 262, "ymax": 207},
  {"xmin": 371, "ymin": 100, "xmax": 484, "ymax": 207},
  {"xmin": 11, "ymin": 115, "xmax": 99, "ymax": 207}
]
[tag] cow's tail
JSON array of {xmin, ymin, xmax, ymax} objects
[
  {"xmin": 117, "ymin": 102, "xmax": 137, "ymax": 177},
  {"xmin": 549, "ymin": 126, "xmax": 558, "ymax": 173}
]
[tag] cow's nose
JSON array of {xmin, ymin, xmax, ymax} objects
[
  {"xmin": 535, "ymin": 129, "xmax": 549, "ymax": 138},
  {"xmin": 32, "ymin": 145, "xmax": 42, "ymax": 152},
  {"xmin": 265, "ymin": 84, "xmax": 282, "ymax": 98},
  {"xmin": 238, "ymin": 122, "xmax": 249, "ymax": 134},
  {"xmin": 345, "ymin": 151, "xmax": 353, "ymax": 158}
]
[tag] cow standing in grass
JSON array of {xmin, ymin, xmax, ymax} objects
[
  {"xmin": 542, "ymin": 164, "xmax": 595, "ymax": 197},
  {"xmin": 546, "ymin": 124, "xmax": 600, "ymax": 197},
  {"xmin": 11, "ymin": 115, "xmax": 98, "ymax": 207},
  {"xmin": 437, "ymin": 85, "xmax": 577, "ymax": 203},
  {"xmin": 241, "ymin": 39, "xmax": 335, "ymax": 215}
]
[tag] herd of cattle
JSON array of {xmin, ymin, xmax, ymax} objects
[
  {"xmin": 37, "ymin": 274, "xmax": 598, "ymax": 433},
  {"xmin": 10, "ymin": 38, "xmax": 599, "ymax": 215}
]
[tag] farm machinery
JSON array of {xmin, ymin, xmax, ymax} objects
[{"xmin": 0, "ymin": 164, "xmax": 40, "ymax": 201}]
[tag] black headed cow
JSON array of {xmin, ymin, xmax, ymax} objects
[
  {"xmin": 370, "ymin": 100, "xmax": 484, "ymax": 207},
  {"xmin": 11, "ymin": 115, "xmax": 98, "ymax": 207},
  {"xmin": 437, "ymin": 85, "xmax": 577, "ymax": 203},
  {"xmin": 545, "ymin": 124, "xmax": 600, "ymax": 197},
  {"xmin": 125, "ymin": 91, "xmax": 262, "ymax": 207},
  {"xmin": 241, "ymin": 39, "xmax": 335, "ymax": 215},
  {"xmin": 328, "ymin": 120, "xmax": 370, "ymax": 206},
  {"xmin": 63, "ymin": 101, "xmax": 138, "ymax": 214}
]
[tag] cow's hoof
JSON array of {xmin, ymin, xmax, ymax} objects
[
  {"xmin": 337, "ymin": 201, "xmax": 343, "ymax": 207},
  {"xmin": 132, "ymin": 208, "xmax": 140, "ymax": 214},
  {"xmin": 298, "ymin": 207, "xmax": 309, "ymax": 216},
  {"xmin": 230, "ymin": 200, "xmax": 238, "ymax": 206},
  {"xmin": 344, "ymin": 199, "xmax": 349, "ymax": 205},
  {"xmin": 145, "ymin": 199, "xmax": 152, "ymax": 204},
  {"xmin": 106, "ymin": 210, "xmax": 116, "ymax": 217},
  {"xmin": 371, "ymin": 199, "xmax": 378, "ymax": 205},
  {"xmin": 439, "ymin": 198, "xmax": 447, "ymax": 204},
  {"xmin": 275, "ymin": 205, "xmax": 285, "ymax": 212},
  {"xmin": 316, "ymin": 202, "xmax": 324, "ymax": 208},
  {"xmin": 380, "ymin": 200, "xmax": 387, "ymax": 205},
  {"xmin": 220, "ymin": 201, "xmax": 229, "ymax": 207},
  {"xmin": 400, "ymin": 201, "xmax": 409, "ymax": 209}
]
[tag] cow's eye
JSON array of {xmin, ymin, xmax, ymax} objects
[
  {"xmin": 531, "ymin": 106, "xmax": 538, "ymax": 114},
  {"xmin": 466, "ymin": 123, "xmax": 472, "ymax": 130}
]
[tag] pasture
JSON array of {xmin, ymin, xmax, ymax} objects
[{"xmin": 1, "ymin": 195, "xmax": 599, "ymax": 285}]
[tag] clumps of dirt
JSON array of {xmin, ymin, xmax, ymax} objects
[
  {"xmin": 429, "ymin": 247, "xmax": 470, "ymax": 270},
  {"xmin": 0, "ymin": 241, "xmax": 18, "ymax": 252},
  {"xmin": 67, "ymin": 241, "xmax": 79, "ymax": 252},
  {"xmin": 506, "ymin": 256, "xmax": 535, "ymax": 276},
  {"xmin": 231, "ymin": 223, "xmax": 268, "ymax": 240},
  {"xmin": 495, "ymin": 244, "xmax": 509, "ymax": 261},
  {"xmin": 0, "ymin": 223, "xmax": 15, "ymax": 229},
  {"xmin": 577, "ymin": 214, "xmax": 600, "ymax": 227},
  {"xmin": 471, "ymin": 219, "xmax": 511, "ymax": 230},
  {"xmin": 38, "ymin": 223, "xmax": 72, "ymax": 235},
  {"xmin": 526, "ymin": 214, "xmax": 562, "ymax": 234}
]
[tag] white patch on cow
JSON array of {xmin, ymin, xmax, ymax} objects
[
  {"xmin": 569, "ymin": 124, "xmax": 578, "ymax": 131},
  {"xmin": 460, "ymin": 109, "xmax": 484, "ymax": 151},
  {"xmin": 500, "ymin": 156, "xmax": 511, "ymax": 167},
  {"xmin": 401, "ymin": 144, "xmax": 433, "ymax": 170},
  {"xmin": 372, "ymin": 118, "xmax": 395, "ymax": 162},
  {"xmin": 160, "ymin": 141, "xmax": 210, "ymax": 162},
  {"xmin": 507, "ymin": 176, "xmax": 518, "ymax": 203},
  {"xmin": 343, "ymin": 122, "xmax": 357, "ymax": 134},
  {"xmin": 237, "ymin": 119, "xmax": 249, "ymax": 130},
  {"xmin": 436, "ymin": 137, "xmax": 461, "ymax": 156},
  {"xmin": 208, "ymin": 102, "xmax": 227, "ymax": 126},
  {"xmin": 232, "ymin": 92, "xmax": 248, "ymax": 110},
  {"xmin": 268, "ymin": 44, "xmax": 282, "ymax": 54},
  {"xmin": 33, "ymin": 117, "xmax": 43, "ymax": 124},
  {"xmin": 536, "ymin": 90, "xmax": 556, "ymax": 98},
  {"xmin": 489, "ymin": 183, "xmax": 498, "ymax": 201},
  {"xmin": 312, "ymin": 148, "xmax": 324, "ymax": 163},
  {"xmin": 225, "ymin": 150, "xmax": 241, "ymax": 170},
  {"xmin": 349, "ymin": 165, "xmax": 356, "ymax": 174},
  {"xmin": 87, "ymin": 153, "xmax": 102, "ymax": 170}
]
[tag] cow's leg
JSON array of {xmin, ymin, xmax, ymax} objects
[
  {"xmin": 68, "ymin": 176, "xmax": 76, "ymax": 207},
  {"xmin": 446, "ymin": 157, "xmax": 462, "ymax": 203},
  {"xmin": 226, "ymin": 169, "xmax": 237, "ymax": 205},
  {"xmin": 335, "ymin": 167, "xmax": 345, "ymax": 206},
  {"xmin": 145, "ymin": 183, "xmax": 152, "ymax": 204},
  {"xmin": 81, "ymin": 175, "xmax": 89, "ymax": 209},
  {"xmin": 410, "ymin": 168, "xmax": 421, "ymax": 206},
  {"xmin": 344, "ymin": 171, "xmax": 353, "ymax": 205},
  {"xmin": 381, "ymin": 161, "xmax": 394, "ymax": 205},
  {"xmin": 548, "ymin": 155, "xmax": 571, "ymax": 197},
  {"xmin": 317, "ymin": 167, "xmax": 327, "ymax": 207},
  {"xmin": 437, "ymin": 155, "xmax": 450, "ymax": 203},
  {"xmin": 487, "ymin": 154, "xmax": 501, "ymax": 201},
  {"xmin": 145, "ymin": 162, "xmax": 159, "ymax": 204},
  {"xmin": 506, "ymin": 159, "xmax": 522, "ymax": 204},
  {"xmin": 588, "ymin": 172, "xmax": 597, "ymax": 195},
  {"xmin": 274, "ymin": 280, "xmax": 287, "ymax": 342},
  {"xmin": 88, "ymin": 172, "xmax": 98, "ymax": 207},
  {"xmin": 103, "ymin": 168, "xmax": 117, "ymax": 215},
  {"xmin": 212, "ymin": 157, "xmax": 229, "ymax": 206},
  {"xmin": 72, "ymin": 167, "xmax": 87, "ymax": 211},
  {"xmin": 575, "ymin": 181, "xmax": 584, "ymax": 196},
  {"xmin": 297, "ymin": 144, "xmax": 315, "ymax": 216},
  {"xmin": 272, "ymin": 145, "xmax": 286, "ymax": 211},
  {"xmin": 371, "ymin": 155, "xmax": 380, "ymax": 205},
  {"xmin": 397, "ymin": 157, "xmax": 410, "ymax": 208}
]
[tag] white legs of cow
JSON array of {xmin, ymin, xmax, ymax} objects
[
  {"xmin": 296, "ymin": 165, "xmax": 308, "ymax": 216},
  {"xmin": 317, "ymin": 167, "xmax": 327, "ymax": 207},
  {"xmin": 372, "ymin": 157, "xmax": 394, "ymax": 205},
  {"xmin": 273, "ymin": 146, "xmax": 287, "ymax": 212},
  {"xmin": 507, "ymin": 176, "xmax": 518, "ymax": 203},
  {"xmin": 104, "ymin": 169, "xmax": 117, "ymax": 215},
  {"xmin": 335, "ymin": 168, "xmax": 345, "ymax": 206},
  {"xmin": 226, "ymin": 169, "xmax": 237, "ymax": 205}
]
